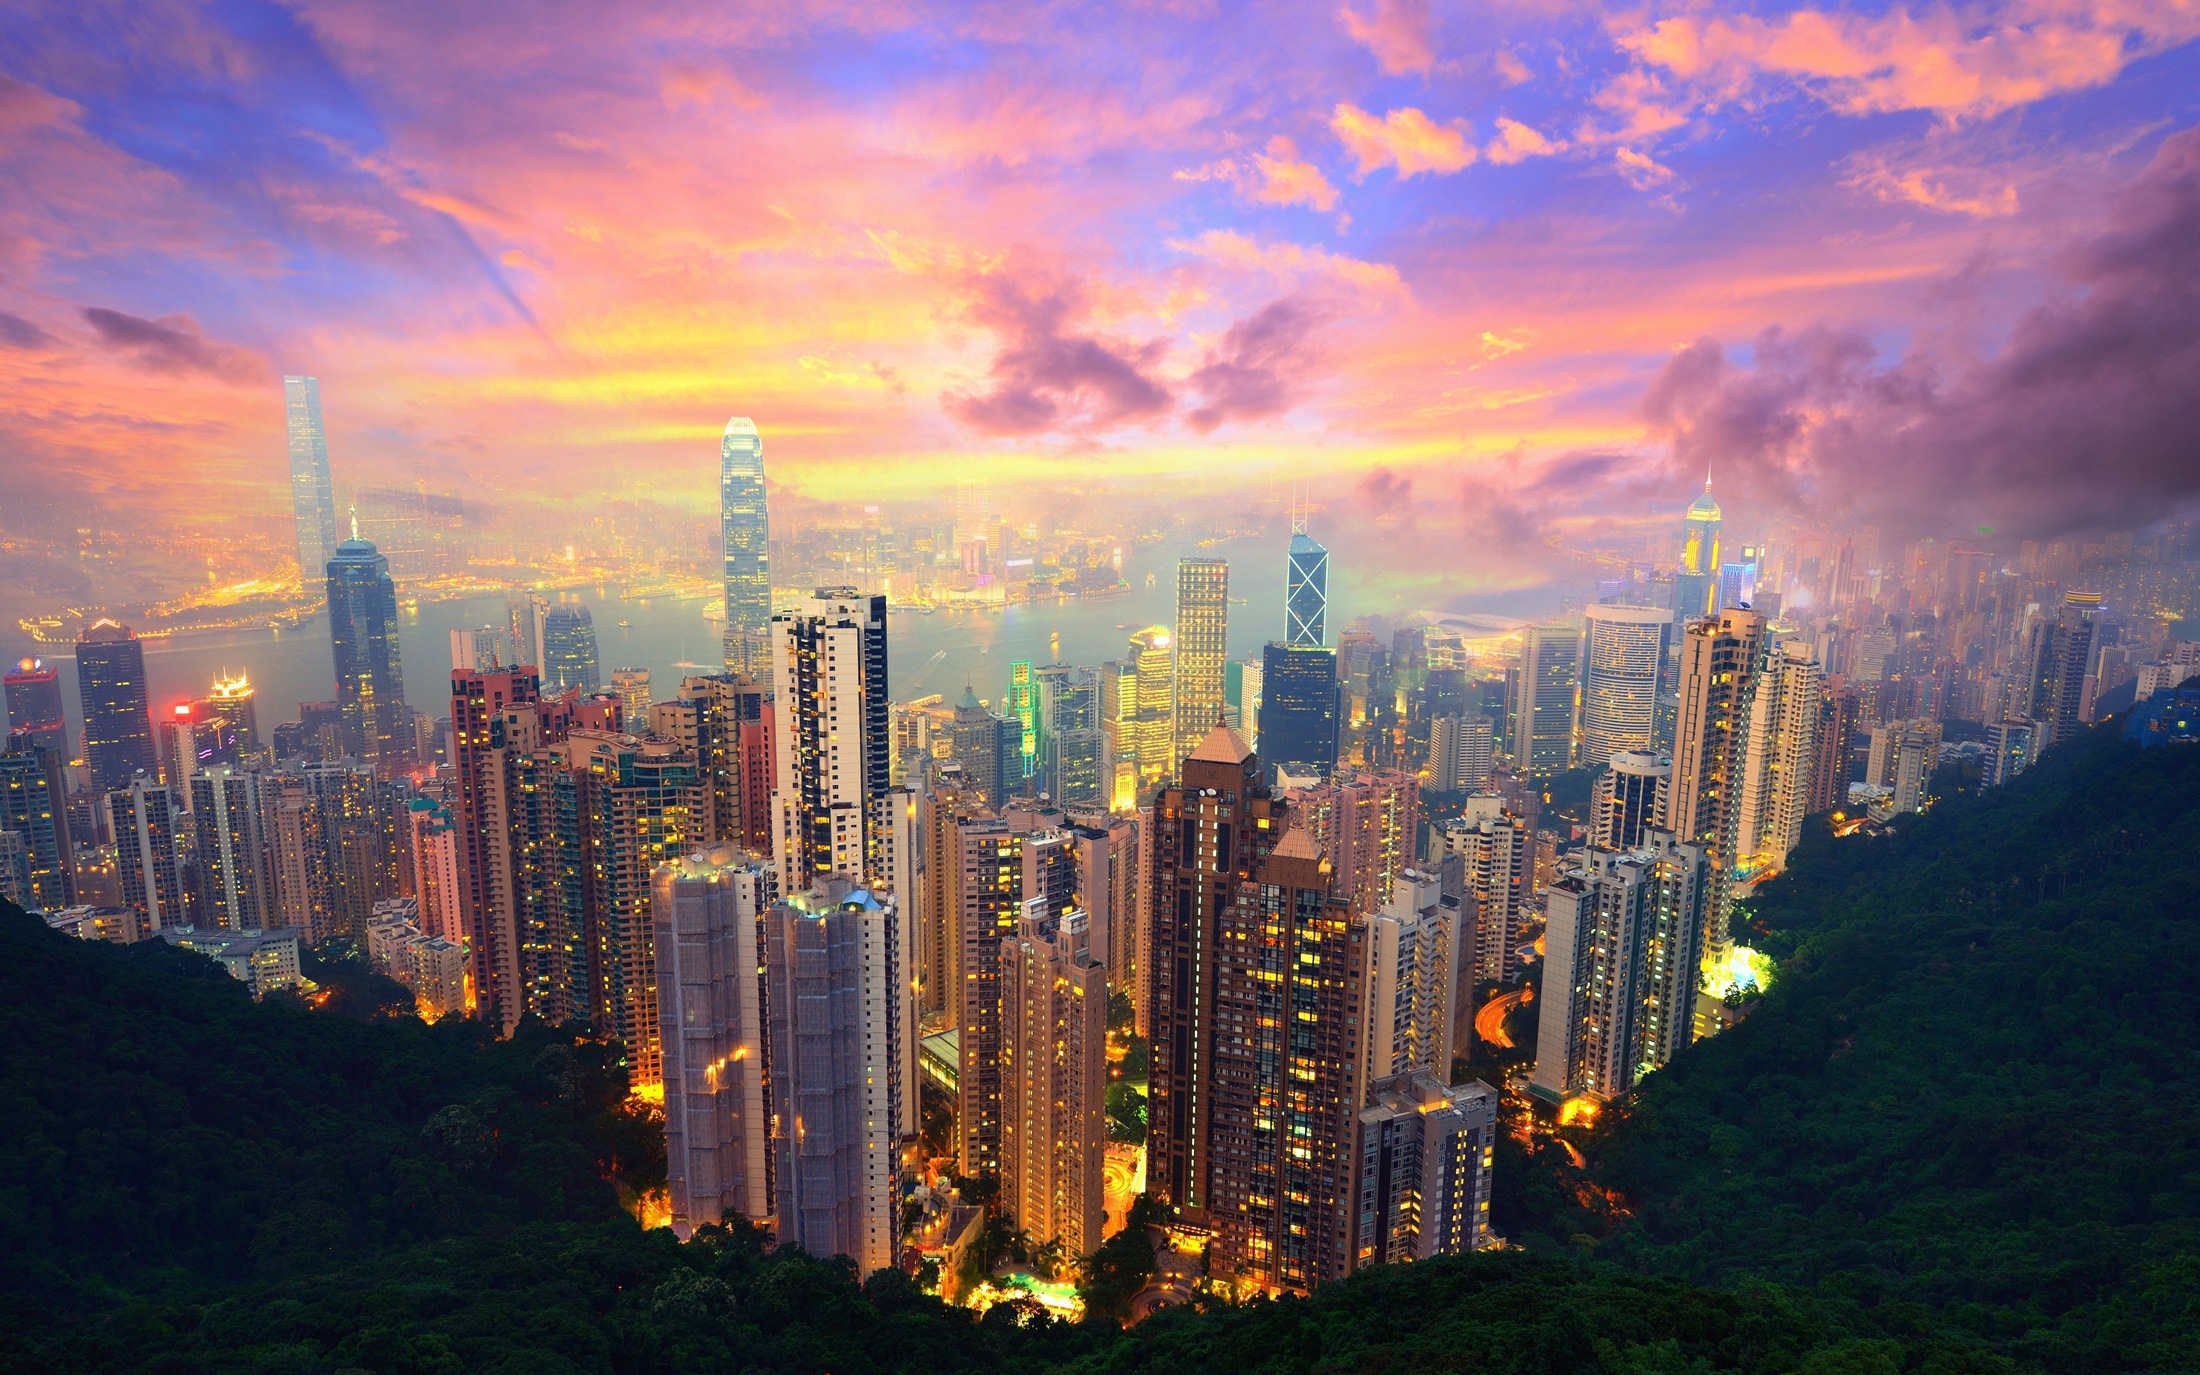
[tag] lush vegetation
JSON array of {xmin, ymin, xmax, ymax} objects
[
  {"xmin": 1582, "ymin": 725, "xmax": 2200, "ymax": 1374},
  {"xmin": 2, "ymin": 723, "xmax": 2195, "ymax": 1373}
]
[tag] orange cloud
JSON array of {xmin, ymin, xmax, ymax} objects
[
  {"xmin": 1332, "ymin": 103, "xmax": 1476, "ymax": 178},
  {"xmin": 1251, "ymin": 137, "xmax": 1341, "ymax": 211}
]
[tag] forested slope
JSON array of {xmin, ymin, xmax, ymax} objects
[{"xmin": 1590, "ymin": 725, "xmax": 2200, "ymax": 1373}]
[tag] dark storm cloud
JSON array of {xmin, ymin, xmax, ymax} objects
[
  {"xmin": 0, "ymin": 312, "xmax": 56, "ymax": 348},
  {"xmin": 1645, "ymin": 124, "xmax": 2200, "ymax": 540},
  {"xmin": 1187, "ymin": 296, "xmax": 1329, "ymax": 431},
  {"xmin": 81, "ymin": 307, "xmax": 265, "ymax": 383}
]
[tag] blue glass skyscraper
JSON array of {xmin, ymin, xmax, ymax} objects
[
  {"xmin": 285, "ymin": 376, "xmax": 339, "ymax": 582},
  {"xmin": 1286, "ymin": 531, "xmax": 1328, "ymax": 648},
  {"xmin": 721, "ymin": 417, "xmax": 770, "ymax": 674},
  {"xmin": 327, "ymin": 528, "xmax": 409, "ymax": 767},
  {"xmin": 543, "ymin": 606, "xmax": 602, "ymax": 695}
]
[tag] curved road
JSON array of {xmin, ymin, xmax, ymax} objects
[{"xmin": 1476, "ymin": 987, "xmax": 1530, "ymax": 1050}]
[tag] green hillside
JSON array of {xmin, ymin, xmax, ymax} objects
[{"xmin": 1589, "ymin": 725, "xmax": 2200, "ymax": 1373}]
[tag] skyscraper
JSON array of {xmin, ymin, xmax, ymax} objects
[
  {"xmin": 1286, "ymin": 529, "xmax": 1330, "ymax": 648},
  {"xmin": 769, "ymin": 589, "xmax": 891, "ymax": 893},
  {"xmin": 1679, "ymin": 472, "xmax": 1720, "ymax": 613},
  {"xmin": 1577, "ymin": 604, "xmax": 1676, "ymax": 771},
  {"xmin": 1204, "ymin": 825, "xmax": 1367, "ymax": 1293},
  {"xmin": 3, "ymin": 657, "xmax": 65, "ymax": 755},
  {"xmin": 191, "ymin": 767, "xmax": 267, "ymax": 931},
  {"xmin": 1982, "ymin": 718, "xmax": 2037, "ymax": 788},
  {"xmin": 610, "ymin": 668, "xmax": 652, "ymax": 722},
  {"xmin": 654, "ymin": 844, "xmax": 775, "ymax": 1238},
  {"xmin": 1426, "ymin": 714, "xmax": 1494, "ymax": 793},
  {"xmin": 567, "ymin": 730, "xmax": 707, "ymax": 1085},
  {"xmin": 1661, "ymin": 606, "xmax": 1766, "ymax": 959},
  {"xmin": 1126, "ymin": 626, "xmax": 1175, "ymax": 786},
  {"xmin": 1006, "ymin": 660, "xmax": 1037, "ymax": 784},
  {"xmin": 1279, "ymin": 769, "xmax": 1420, "ymax": 916},
  {"xmin": 541, "ymin": 605, "xmax": 601, "ymax": 694},
  {"xmin": 2027, "ymin": 591, "xmax": 2100, "ymax": 748},
  {"xmin": 1362, "ymin": 869, "xmax": 1462, "ymax": 1086},
  {"xmin": 206, "ymin": 671, "xmax": 261, "ymax": 755},
  {"xmin": 76, "ymin": 621, "xmax": 158, "ymax": 793},
  {"xmin": 1225, "ymin": 656, "xmax": 1263, "ymax": 746},
  {"xmin": 998, "ymin": 904, "xmax": 1107, "ymax": 1260},
  {"xmin": 327, "ymin": 530, "xmax": 410, "ymax": 770},
  {"xmin": 1431, "ymin": 796, "xmax": 1531, "ymax": 985},
  {"xmin": 764, "ymin": 882, "xmax": 909, "ymax": 1278},
  {"xmin": 1354, "ymin": 1073, "xmax": 1497, "ymax": 1267},
  {"xmin": 1509, "ymin": 624, "xmax": 1580, "ymax": 776},
  {"xmin": 721, "ymin": 417, "xmax": 771, "ymax": 677},
  {"xmin": 0, "ymin": 730, "xmax": 74, "ymax": 910},
  {"xmin": 1590, "ymin": 752, "xmax": 1670, "ymax": 851},
  {"xmin": 1734, "ymin": 638, "xmax": 1822, "ymax": 874},
  {"xmin": 1173, "ymin": 558, "xmax": 1230, "ymax": 766},
  {"xmin": 1146, "ymin": 721, "xmax": 1285, "ymax": 1217},
  {"xmin": 110, "ymin": 774, "xmax": 183, "ymax": 940},
  {"xmin": 1258, "ymin": 642, "xmax": 1339, "ymax": 783},
  {"xmin": 1532, "ymin": 831, "xmax": 1710, "ymax": 1103},
  {"xmin": 285, "ymin": 376, "xmax": 339, "ymax": 582},
  {"xmin": 450, "ymin": 666, "xmax": 546, "ymax": 1029}
]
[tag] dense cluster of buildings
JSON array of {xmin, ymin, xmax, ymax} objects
[{"xmin": 5, "ymin": 393, "xmax": 2196, "ymax": 1309}]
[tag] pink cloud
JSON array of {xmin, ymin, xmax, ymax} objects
[
  {"xmin": 1338, "ymin": 0, "xmax": 1435, "ymax": 74},
  {"xmin": 1485, "ymin": 117, "xmax": 1561, "ymax": 165},
  {"xmin": 1332, "ymin": 103, "xmax": 1476, "ymax": 178},
  {"xmin": 942, "ymin": 273, "xmax": 1173, "ymax": 436}
]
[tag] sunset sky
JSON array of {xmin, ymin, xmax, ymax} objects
[{"xmin": 3, "ymin": 0, "xmax": 2198, "ymax": 586}]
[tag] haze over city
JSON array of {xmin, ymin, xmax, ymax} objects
[{"xmin": 3, "ymin": 3, "xmax": 2200, "ymax": 1371}]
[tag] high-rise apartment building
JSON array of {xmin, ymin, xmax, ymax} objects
[
  {"xmin": 404, "ymin": 798, "xmax": 464, "ymax": 943},
  {"xmin": 1286, "ymin": 530, "xmax": 1330, "ymax": 648},
  {"xmin": 1204, "ymin": 826, "xmax": 1367, "ymax": 1294},
  {"xmin": 1532, "ymin": 831, "xmax": 1709, "ymax": 1103},
  {"xmin": 110, "ymin": 775, "xmax": 183, "ymax": 940},
  {"xmin": 284, "ymin": 375, "xmax": 339, "ymax": 582},
  {"xmin": 566, "ymin": 730, "xmax": 706, "ymax": 1086},
  {"xmin": 0, "ymin": 730, "xmax": 74, "ymax": 910},
  {"xmin": 1172, "ymin": 559, "xmax": 1230, "ymax": 767},
  {"xmin": 721, "ymin": 417, "xmax": 772, "ymax": 679},
  {"xmin": 191, "ymin": 768, "xmax": 267, "ymax": 930},
  {"xmin": 771, "ymin": 590, "xmax": 892, "ymax": 893},
  {"xmin": 1258, "ymin": 642, "xmax": 1339, "ymax": 783},
  {"xmin": 77, "ymin": 621, "xmax": 157, "ymax": 794},
  {"xmin": 4, "ymin": 657, "xmax": 65, "ymax": 755},
  {"xmin": 764, "ymin": 882, "xmax": 909, "ymax": 1278},
  {"xmin": 610, "ymin": 668, "xmax": 652, "ymax": 722},
  {"xmin": 1982, "ymin": 718, "xmax": 2038, "ymax": 789},
  {"xmin": 1279, "ymin": 769, "xmax": 1420, "ymax": 916},
  {"xmin": 1577, "ymin": 604, "xmax": 1675, "ymax": 770},
  {"xmin": 1734, "ymin": 639, "xmax": 1822, "ymax": 874},
  {"xmin": 451, "ymin": 667, "xmax": 547, "ymax": 1028},
  {"xmin": 1006, "ymin": 661, "xmax": 1038, "ymax": 786},
  {"xmin": 1353, "ymin": 1072, "xmax": 1497, "ymax": 1267},
  {"xmin": 998, "ymin": 905, "xmax": 1107, "ymax": 1259},
  {"xmin": 1867, "ymin": 719, "xmax": 1941, "ymax": 815},
  {"xmin": 1426, "ymin": 714, "xmax": 1494, "ymax": 793},
  {"xmin": 1509, "ymin": 623, "xmax": 1580, "ymax": 776},
  {"xmin": 1662, "ymin": 606, "xmax": 1766, "ymax": 959},
  {"xmin": 1145, "ymin": 722, "xmax": 1284, "ymax": 1217},
  {"xmin": 328, "ymin": 531, "xmax": 410, "ymax": 770},
  {"xmin": 1431, "ymin": 796, "xmax": 1531, "ymax": 985},
  {"xmin": 1806, "ymin": 689, "xmax": 1858, "ymax": 815},
  {"xmin": 1590, "ymin": 752, "xmax": 1670, "ymax": 851},
  {"xmin": 1362, "ymin": 869, "xmax": 1462, "ymax": 1086},
  {"xmin": 654, "ymin": 844, "xmax": 775, "ymax": 1238}
]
